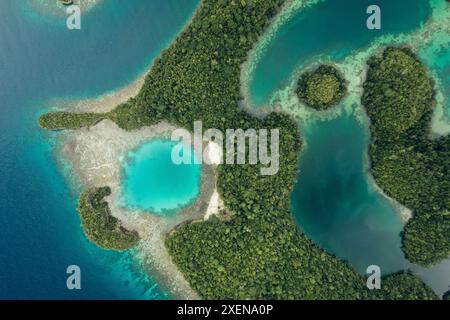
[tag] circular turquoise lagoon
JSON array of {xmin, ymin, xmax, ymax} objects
[{"xmin": 121, "ymin": 139, "xmax": 201, "ymax": 215}]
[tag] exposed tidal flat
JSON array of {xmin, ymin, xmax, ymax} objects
[
  {"xmin": 53, "ymin": 69, "xmax": 222, "ymax": 296},
  {"xmin": 243, "ymin": 0, "xmax": 450, "ymax": 294},
  {"xmin": 31, "ymin": 0, "xmax": 450, "ymax": 299}
]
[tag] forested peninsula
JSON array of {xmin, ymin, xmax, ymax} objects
[
  {"xmin": 77, "ymin": 187, "xmax": 140, "ymax": 250},
  {"xmin": 40, "ymin": 1, "xmax": 440, "ymax": 300},
  {"xmin": 362, "ymin": 47, "xmax": 450, "ymax": 267}
]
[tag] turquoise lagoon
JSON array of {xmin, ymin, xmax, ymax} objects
[
  {"xmin": 247, "ymin": 0, "xmax": 450, "ymax": 294},
  {"xmin": 291, "ymin": 111, "xmax": 408, "ymax": 275},
  {"xmin": 121, "ymin": 140, "xmax": 201, "ymax": 215},
  {"xmin": 0, "ymin": 0, "xmax": 199, "ymax": 299},
  {"xmin": 1, "ymin": 0, "xmax": 448, "ymax": 300},
  {"xmin": 248, "ymin": 0, "xmax": 431, "ymax": 107}
]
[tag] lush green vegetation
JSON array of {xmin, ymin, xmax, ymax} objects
[
  {"xmin": 77, "ymin": 187, "xmax": 140, "ymax": 250},
  {"xmin": 371, "ymin": 273, "xmax": 437, "ymax": 300},
  {"xmin": 39, "ymin": 111, "xmax": 106, "ymax": 130},
  {"xmin": 296, "ymin": 65, "xmax": 347, "ymax": 110},
  {"xmin": 362, "ymin": 47, "xmax": 450, "ymax": 266},
  {"xmin": 39, "ymin": 99, "xmax": 142, "ymax": 131},
  {"xmin": 40, "ymin": 2, "xmax": 438, "ymax": 299}
]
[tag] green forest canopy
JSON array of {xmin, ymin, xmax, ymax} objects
[
  {"xmin": 362, "ymin": 47, "xmax": 450, "ymax": 267},
  {"xmin": 296, "ymin": 65, "xmax": 347, "ymax": 110},
  {"xmin": 40, "ymin": 1, "xmax": 441, "ymax": 299}
]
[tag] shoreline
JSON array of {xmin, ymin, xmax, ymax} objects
[
  {"xmin": 57, "ymin": 118, "xmax": 220, "ymax": 299},
  {"xmin": 45, "ymin": 0, "xmax": 449, "ymax": 299},
  {"xmin": 47, "ymin": 1, "xmax": 212, "ymax": 299},
  {"xmin": 47, "ymin": 0, "xmax": 203, "ymax": 115},
  {"xmin": 240, "ymin": 0, "xmax": 323, "ymax": 111},
  {"xmin": 53, "ymin": 71, "xmax": 148, "ymax": 114},
  {"xmin": 240, "ymin": 0, "xmax": 449, "ymax": 224}
]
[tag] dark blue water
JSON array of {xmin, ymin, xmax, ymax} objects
[{"xmin": 0, "ymin": 0, "xmax": 199, "ymax": 299}]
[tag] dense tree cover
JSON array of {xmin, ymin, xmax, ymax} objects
[
  {"xmin": 296, "ymin": 65, "xmax": 347, "ymax": 110},
  {"xmin": 39, "ymin": 111, "xmax": 106, "ymax": 130},
  {"xmin": 136, "ymin": 1, "xmax": 434, "ymax": 299},
  {"xmin": 39, "ymin": 99, "xmax": 141, "ymax": 131},
  {"xmin": 362, "ymin": 47, "xmax": 450, "ymax": 266},
  {"xmin": 370, "ymin": 273, "xmax": 438, "ymax": 300},
  {"xmin": 77, "ymin": 187, "xmax": 140, "ymax": 250},
  {"xmin": 40, "ymin": 2, "xmax": 437, "ymax": 299},
  {"xmin": 107, "ymin": 98, "xmax": 147, "ymax": 130},
  {"xmin": 363, "ymin": 47, "xmax": 436, "ymax": 139}
]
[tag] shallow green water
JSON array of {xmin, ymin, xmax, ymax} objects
[
  {"xmin": 419, "ymin": 31, "xmax": 450, "ymax": 118},
  {"xmin": 0, "ymin": 0, "xmax": 199, "ymax": 299},
  {"xmin": 248, "ymin": 0, "xmax": 450, "ymax": 294},
  {"xmin": 249, "ymin": 0, "xmax": 431, "ymax": 106},
  {"xmin": 291, "ymin": 110, "xmax": 409, "ymax": 274},
  {"xmin": 121, "ymin": 140, "xmax": 201, "ymax": 215}
]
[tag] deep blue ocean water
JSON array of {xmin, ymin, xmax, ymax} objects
[
  {"xmin": 121, "ymin": 140, "xmax": 201, "ymax": 215},
  {"xmin": 1, "ymin": 0, "xmax": 448, "ymax": 300},
  {"xmin": 0, "ymin": 0, "xmax": 198, "ymax": 300}
]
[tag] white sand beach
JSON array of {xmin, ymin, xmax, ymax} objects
[
  {"xmin": 57, "ymin": 116, "xmax": 220, "ymax": 299},
  {"xmin": 51, "ymin": 67, "xmax": 221, "ymax": 298}
]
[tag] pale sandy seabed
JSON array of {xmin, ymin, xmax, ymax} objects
[
  {"xmin": 51, "ymin": 68, "xmax": 225, "ymax": 298},
  {"xmin": 240, "ymin": 0, "xmax": 324, "ymax": 107},
  {"xmin": 49, "ymin": 0, "xmax": 450, "ymax": 298},
  {"xmin": 241, "ymin": 0, "xmax": 450, "ymax": 223},
  {"xmin": 43, "ymin": 1, "xmax": 227, "ymax": 299}
]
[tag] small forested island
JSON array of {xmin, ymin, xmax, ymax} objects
[
  {"xmin": 77, "ymin": 187, "xmax": 140, "ymax": 250},
  {"xmin": 362, "ymin": 47, "xmax": 450, "ymax": 267},
  {"xmin": 40, "ymin": 1, "xmax": 443, "ymax": 300},
  {"xmin": 39, "ymin": 111, "xmax": 105, "ymax": 130},
  {"xmin": 39, "ymin": 98, "xmax": 140, "ymax": 131},
  {"xmin": 296, "ymin": 65, "xmax": 347, "ymax": 110}
]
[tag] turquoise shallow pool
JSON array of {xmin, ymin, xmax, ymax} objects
[
  {"xmin": 121, "ymin": 140, "xmax": 202, "ymax": 215},
  {"xmin": 0, "ymin": 0, "xmax": 199, "ymax": 299}
]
